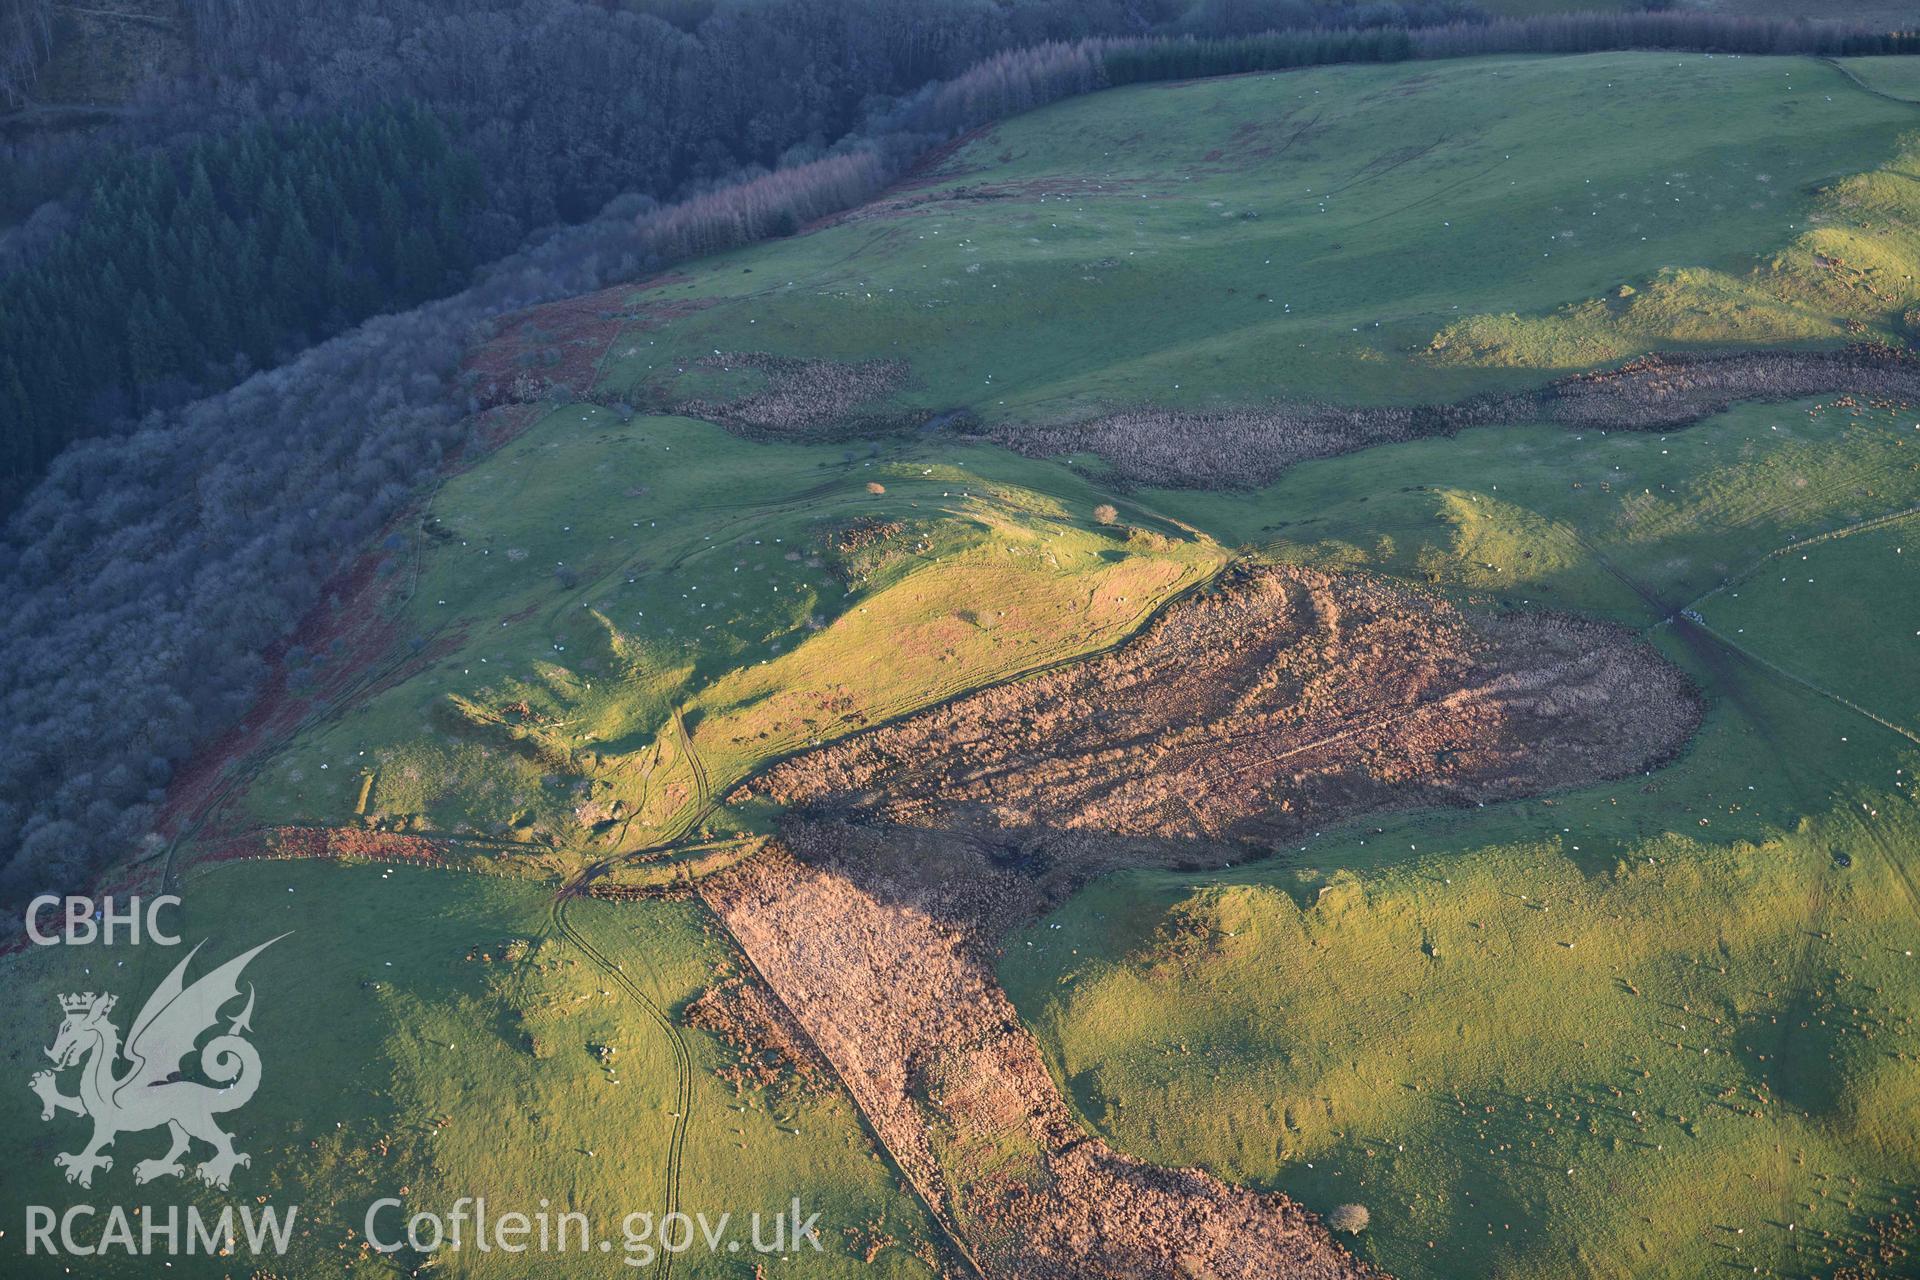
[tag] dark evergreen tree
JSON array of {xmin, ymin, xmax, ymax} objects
[{"xmin": 0, "ymin": 104, "xmax": 483, "ymax": 492}]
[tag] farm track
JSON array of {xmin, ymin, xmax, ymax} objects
[
  {"xmin": 137, "ymin": 306, "xmax": 1920, "ymax": 1280},
  {"xmin": 674, "ymin": 706, "xmax": 711, "ymax": 818},
  {"xmin": 549, "ymin": 890, "xmax": 695, "ymax": 1280}
]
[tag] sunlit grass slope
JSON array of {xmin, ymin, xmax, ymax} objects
[
  {"xmin": 36, "ymin": 47, "xmax": 1920, "ymax": 1280},
  {"xmin": 1146, "ymin": 396, "xmax": 1920, "ymax": 625},
  {"xmin": 600, "ymin": 52, "xmax": 1914, "ymax": 417},
  {"xmin": 235, "ymin": 409, "xmax": 1220, "ymax": 867},
  {"xmin": 1003, "ymin": 401, "xmax": 1920, "ymax": 1279},
  {"xmin": 236, "ymin": 51, "xmax": 1920, "ymax": 869}
]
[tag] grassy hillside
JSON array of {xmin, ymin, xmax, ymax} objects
[
  {"xmin": 1001, "ymin": 397, "xmax": 1920, "ymax": 1279},
  {"xmin": 600, "ymin": 53, "xmax": 1914, "ymax": 417},
  {"xmin": 6, "ymin": 49, "xmax": 1920, "ymax": 1279},
  {"xmin": 0, "ymin": 859, "xmax": 939, "ymax": 1277},
  {"xmin": 231, "ymin": 409, "xmax": 1221, "ymax": 866},
  {"xmin": 228, "ymin": 50, "xmax": 1920, "ymax": 859},
  {"xmin": 1145, "ymin": 396, "xmax": 1920, "ymax": 623}
]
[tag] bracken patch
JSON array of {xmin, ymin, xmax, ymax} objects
[
  {"xmin": 707, "ymin": 565, "xmax": 1699, "ymax": 1278},
  {"xmin": 995, "ymin": 345, "xmax": 1920, "ymax": 489},
  {"xmin": 681, "ymin": 351, "xmax": 919, "ymax": 439},
  {"xmin": 705, "ymin": 836, "xmax": 1381, "ymax": 1280},
  {"xmin": 755, "ymin": 565, "xmax": 1700, "ymax": 843}
]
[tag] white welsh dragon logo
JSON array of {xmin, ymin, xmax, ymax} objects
[{"xmin": 30, "ymin": 936, "xmax": 285, "ymax": 1190}]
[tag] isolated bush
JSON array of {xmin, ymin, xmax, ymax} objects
[
  {"xmin": 1327, "ymin": 1203, "xmax": 1370, "ymax": 1234},
  {"xmin": 866, "ymin": 481, "xmax": 887, "ymax": 495},
  {"xmin": 1093, "ymin": 503, "xmax": 1119, "ymax": 525}
]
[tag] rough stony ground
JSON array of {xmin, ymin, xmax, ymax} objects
[
  {"xmin": 705, "ymin": 833, "xmax": 1383, "ymax": 1280},
  {"xmin": 704, "ymin": 566, "xmax": 1701, "ymax": 1278},
  {"xmin": 755, "ymin": 565, "xmax": 1701, "ymax": 845}
]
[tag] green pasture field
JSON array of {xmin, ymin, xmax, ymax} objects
[
  {"xmin": 1147, "ymin": 397, "xmax": 1920, "ymax": 625},
  {"xmin": 8, "ymin": 49, "xmax": 1920, "ymax": 1280},
  {"xmin": 1001, "ymin": 402, "xmax": 1920, "ymax": 1278},
  {"xmin": 601, "ymin": 52, "xmax": 1914, "ymax": 418},
  {"xmin": 233, "ymin": 50, "xmax": 1920, "ymax": 861},
  {"xmin": 1703, "ymin": 516, "xmax": 1920, "ymax": 737},
  {"xmin": 236, "ymin": 52, "xmax": 1920, "ymax": 871},
  {"xmin": 233, "ymin": 408, "xmax": 1221, "ymax": 864},
  {"xmin": 1843, "ymin": 57, "xmax": 1920, "ymax": 104},
  {"xmin": 0, "ymin": 859, "xmax": 938, "ymax": 1277}
]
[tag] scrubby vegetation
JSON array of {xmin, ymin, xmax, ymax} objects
[
  {"xmin": 756, "ymin": 566, "xmax": 1698, "ymax": 841},
  {"xmin": 1004, "ymin": 348, "xmax": 1920, "ymax": 488},
  {"xmin": 1328, "ymin": 1204, "xmax": 1371, "ymax": 1235},
  {"xmin": 9, "ymin": 39, "xmax": 1919, "ymax": 923},
  {"xmin": 7, "ymin": 36, "xmax": 1920, "ymax": 1280},
  {"xmin": 0, "ymin": 2, "xmax": 1475, "ymax": 502},
  {"xmin": 1000, "ymin": 393, "xmax": 1920, "ymax": 1278},
  {"xmin": 13, "ymin": 28, "xmax": 1920, "ymax": 902},
  {"xmin": 6, "ymin": 2, "xmax": 1918, "ymax": 504}
]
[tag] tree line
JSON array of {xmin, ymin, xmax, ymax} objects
[
  {"xmin": 4, "ymin": 3, "xmax": 1920, "ymax": 898},
  {"xmin": 889, "ymin": 14, "xmax": 1920, "ymax": 139},
  {"xmin": 0, "ymin": 0, "xmax": 1477, "ymax": 506},
  {"xmin": 0, "ymin": 105, "xmax": 481, "ymax": 489},
  {"xmin": 1412, "ymin": 11, "xmax": 1920, "ymax": 59}
]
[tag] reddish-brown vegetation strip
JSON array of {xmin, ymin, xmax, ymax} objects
[
  {"xmin": 466, "ymin": 274, "xmax": 713, "ymax": 409},
  {"xmin": 706, "ymin": 567, "xmax": 1698, "ymax": 1278},
  {"xmin": 997, "ymin": 346, "xmax": 1920, "ymax": 489},
  {"xmin": 705, "ymin": 833, "xmax": 1379, "ymax": 1280},
  {"xmin": 156, "ymin": 541, "xmax": 413, "ymax": 838},
  {"xmin": 756, "ymin": 565, "xmax": 1699, "ymax": 843},
  {"xmin": 161, "ymin": 279, "xmax": 705, "ymax": 850},
  {"xmin": 256, "ymin": 826, "xmax": 451, "ymax": 863},
  {"xmin": 685, "ymin": 969, "xmax": 832, "ymax": 1098},
  {"xmin": 465, "ymin": 281, "xmax": 634, "ymax": 406}
]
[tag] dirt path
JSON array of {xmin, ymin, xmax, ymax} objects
[{"xmin": 550, "ymin": 891, "xmax": 696, "ymax": 1280}]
